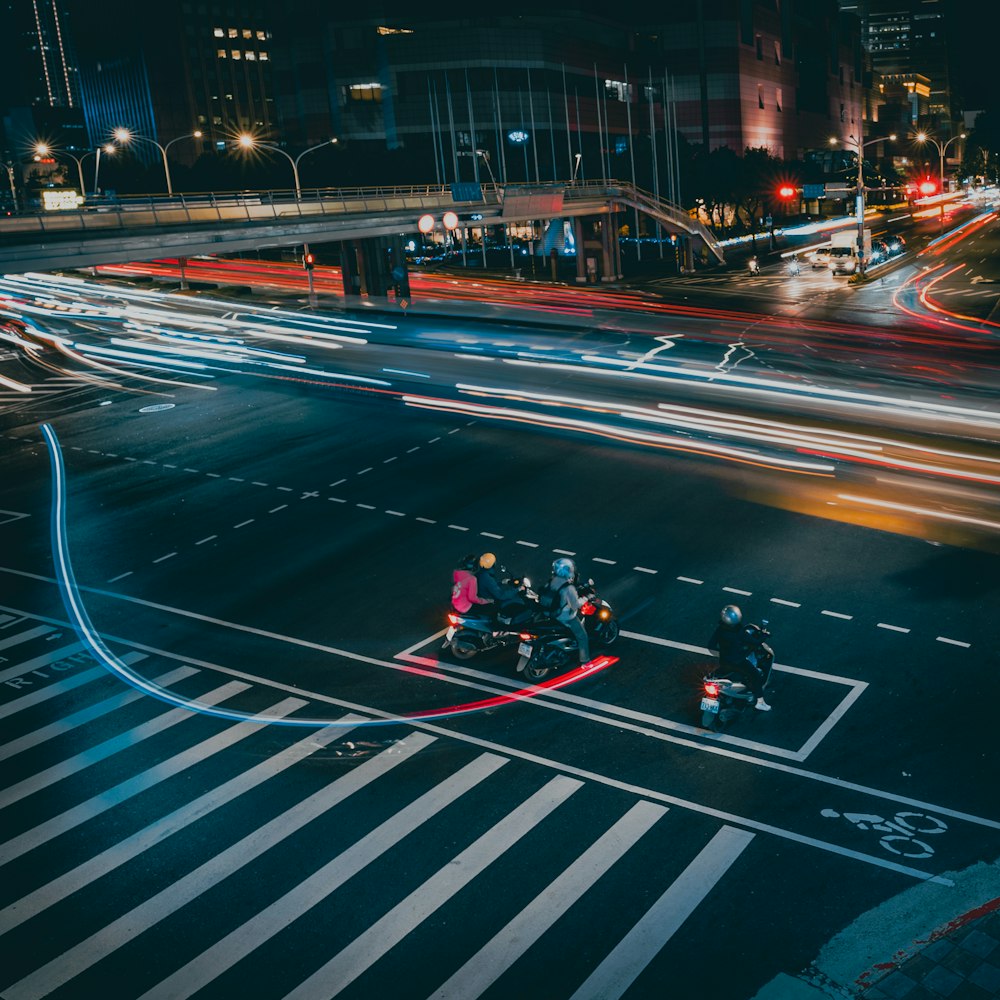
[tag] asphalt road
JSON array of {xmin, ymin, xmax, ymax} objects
[{"xmin": 0, "ymin": 218, "xmax": 997, "ymax": 999}]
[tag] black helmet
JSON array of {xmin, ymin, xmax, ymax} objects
[{"xmin": 458, "ymin": 553, "xmax": 477, "ymax": 571}]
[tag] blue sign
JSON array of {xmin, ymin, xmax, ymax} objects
[
  {"xmin": 802, "ymin": 183, "xmax": 825, "ymax": 200},
  {"xmin": 507, "ymin": 129, "xmax": 530, "ymax": 145},
  {"xmin": 450, "ymin": 182, "xmax": 483, "ymax": 203}
]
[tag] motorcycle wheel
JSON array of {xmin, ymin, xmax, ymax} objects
[
  {"xmin": 701, "ymin": 710, "xmax": 718, "ymax": 731},
  {"xmin": 449, "ymin": 638, "xmax": 479, "ymax": 660},
  {"xmin": 595, "ymin": 618, "xmax": 620, "ymax": 646},
  {"xmin": 523, "ymin": 652, "xmax": 553, "ymax": 683}
]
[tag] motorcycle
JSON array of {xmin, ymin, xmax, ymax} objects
[
  {"xmin": 787, "ymin": 258, "xmax": 801, "ymax": 276},
  {"xmin": 748, "ymin": 258, "xmax": 761, "ymax": 276},
  {"xmin": 700, "ymin": 620, "xmax": 773, "ymax": 731},
  {"xmin": 444, "ymin": 577, "xmax": 540, "ymax": 660},
  {"xmin": 514, "ymin": 579, "xmax": 619, "ymax": 683}
]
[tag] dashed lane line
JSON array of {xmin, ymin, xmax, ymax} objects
[
  {"xmin": 152, "ymin": 553, "xmax": 177, "ymax": 564},
  {"xmin": 356, "ymin": 503, "xmax": 376, "ymax": 511},
  {"xmin": 677, "ymin": 577, "xmax": 703, "ymax": 585},
  {"xmin": 937, "ymin": 636, "xmax": 971, "ymax": 648},
  {"xmin": 416, "ymin": 517, "xmax": 436, "ymax": 524},
  {"xmin": 194, "ymin": 536, "xmax": 217, "ymax": 546},
  {"xmin": 822, "ymin": 610, "xmax": 853, "ymax": 620},
  {"xmin": 553, "ymin": 548, "xmax": 576, "ymax": 556},
  {"xmin": 480, "ymin": 532, "xmax": 504, "ymax": 540},
  {"xmin": 107, "ymin": 572, "xmax": 132, "ymax": 583},
  {"xmin": 517, "ymin": 540, "xmax": 540, "ymax": 548},
  {"xmin": 233, "ymin": 520, "xmax": 254, "ymax": 529},
  {"xmin": 593, "ymin": 557, "xmax": 616, "ymax": 565},
  {"xmin": 877, "ymin": 623, "xmax": 911, "ymax": 634},
  {"xmin": 634, "ymin": 567, "xmax": 657, "ymax": 575},
  {"xmin": 385, "ymin": 510, "xmax": 405, "ymax": 517},
  {"xmin": 269, "ymin": 506, "xmax": 288, "ymax": 513},
  {"xmin": 448, "ymin": 524, "xmax": 470, "ymax": 532},
  {"xmin": 723, "ymin": 586, "xmax": 752, "ymax": 596},
  {"xmin": 771, "ymin": 598, "xmax": 801, "ymax": 608}
]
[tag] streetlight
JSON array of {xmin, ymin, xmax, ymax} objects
[
  {"xmin": 914, "ymin": 130, "xmax": 966, "ymax": 231},
  {"xmin": 113, "ymin": 127, "xmax": 179, "ymax": 196},
  {"xmin": 236, "ymin": 133, "xmax": 338, "ymax": 199},
  {"xmin": 34, "ymin": 142, "xmax": 86, "ymax": 196},
  {"xmin": 92, "ymin": 144, "xmax": 117, "ymax": 197},
  {"xmin": 828, "ymin": 132, "xmax": 896, "ymax": 275}
]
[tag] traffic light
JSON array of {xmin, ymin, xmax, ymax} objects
[
  {"xmin": 303, "ymin": 252, "xmax": 315, "ymax": 271},
  {"xmin": 918, "ymin": 178, "xmax": 938, "ymax": 197},
  {"xmin": 777, "ymin": 184, "xmax": 797, "ymax": 200}
]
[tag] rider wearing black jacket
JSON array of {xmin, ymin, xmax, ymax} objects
[{"xmin": 708, "ymin": 605, "xmax": 772, "ymax": 711}]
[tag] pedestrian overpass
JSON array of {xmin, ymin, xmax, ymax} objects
[{"xmin": 0, "ymin": 179, "xmax": 723, "ymax": 294}]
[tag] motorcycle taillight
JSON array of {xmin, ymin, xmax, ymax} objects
[
  {"xmin": 447, "ymin": 613, "xmax": 460, "ymax": 625},
  {"xmin": 704, "ymin": 682, "xmax": 719, "ymax": 697},
  {"xmin": 519, "ymin": 633, "xmax": 533, "ymax": 641},
  {"xmin": 581, "ymin": 602, "xmax": 596, "ymax": 616}
]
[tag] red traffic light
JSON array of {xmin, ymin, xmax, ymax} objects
[
  {"xmin": 303, "ymin": 253, "xmax": 315, "ymax": 270},
  {"xmin": 918, "ymin": 179, "xmax": 937, "ymax": 196},
  {"xmin": 777, "ymin": 185, "xmax": 796, "ymax": 200}
]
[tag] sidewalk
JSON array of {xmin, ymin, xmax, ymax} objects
[{"xmin": 754, "ymin": 860, "xmax": 1000, "ymax": 1000}]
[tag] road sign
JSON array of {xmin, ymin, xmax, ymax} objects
[{"xmin": 803, "ymin": 183, "xmax": 824, "ymax": 200}]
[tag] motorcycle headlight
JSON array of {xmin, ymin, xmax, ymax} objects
[{"xmin": 599, "ymin": 608, "xmax": 610, "ymax": 619}]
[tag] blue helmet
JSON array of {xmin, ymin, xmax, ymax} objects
[
  {"xmin": 552, "ymin": 557, "xmax": 576, "ymax": 580},
  {"xmin": 720, "ymin": 604, "xmax": 742, "ymax": 627}
]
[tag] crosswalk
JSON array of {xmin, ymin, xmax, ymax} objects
[{"xmin": 0, "ymin": 612, "xmax": 754, "ymax": 999}]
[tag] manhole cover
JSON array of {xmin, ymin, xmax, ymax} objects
[{"xmin": 138, "ymin": 403, "xmax": 176, "ymax": 413}]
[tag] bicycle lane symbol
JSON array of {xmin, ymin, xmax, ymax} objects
[{"xmin": 822, "ymin": 809, "xmax": 948, "ymax": 860}]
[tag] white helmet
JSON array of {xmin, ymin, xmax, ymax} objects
[{"xmin": 552, "ymin": 557, "xmax": 576, "ymax": 580}]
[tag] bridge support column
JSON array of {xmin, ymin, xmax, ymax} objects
[
  {"xmin": 600, "ymin": 216, "xmax": 614, "ymax": 282},
  {"xmin": 574, "ymin": 218, "xmax": 586, "ymax": 283},
  {"xmin": 613, "ymin": 211, "xmax": 623, "ymax": 279},
  {"xmin": 388, "ymin": 234, "xmax": 411, "ymax": 301},
  {"xmin": 353, "ymin": 237, "xmax": 390, "ymax": 297},
  {"xmin": 340, "ymin": 243, "xmax": 361, "ymax": 297}
]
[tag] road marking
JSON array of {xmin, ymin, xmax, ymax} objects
[
  {"xmin": 107, "ymin": 571, "xmax": 133, "ymax": 583},
  {"xmin": 634, "ymin": 566, "xmax": 657, "ymax": 574},
  {"xmin": 430, "ymin": 801, "xmax": 667, "ymax": 1000},
  {"xmin": 0, "ymin": 624, "xmax": 52, "ymax": 651},
  {"xmin": 822, "ymin": 610, "xmax": 853, "ymax": 620},
  {"xmin": 449, "ymin": 524, "xmax": 470, "ymax": 531},
  {"xmin": 329, "ymin": 479, "xmax": 346, "ymax": 487},
  {"xmin": 428, "ymin": 437, "xmax": 441, "ymax": 443},
  {"xmin": 136, "ymin": 754, "xmax": 509, "ymax": 1000},
  {"xmin": 163, "ymin": 464, "xmax": 176, "ymax": 469},
  {"xmin": 0, "ymin": 717, "xmax": 367, "ymax": 934},
  {"xmin": 0, "ymin": 667, "xmax": 106, "ymax": 721},
  {"xmin": 936, "ymin": 636, "xmax": 971, "ymax": 648},
  {"xmin": 723, "ymin": 586, "xmax": 752, "ymax": 596},
  {"xmin": 252, "ymin": 481, "xmax": 268, "ymax": 487},
  {"xmin": 283, "ymin": 776, "xmax": 583, "ymax": 1000},
  {"xmin": 553, "ymin": 548, "xmax": 576, "ymax": 556},
  {"xmin": 385, "ymin": 510, "xmax": 405, "ymax": 517},
  {"xmin": 328, "ymin": 497, "xmax": 346, "ymax": 503},
  {"xmin": 383, "ymin": 456, "xmax": 397, "ymax": 463},
  {"xmin": 448, "ymin": 427, "xmax": 461, "ymax": 434},
  {"xmin": 0, "ymin": 735, "xmax": 436, "ymax": 1000},
  {"xmin": 183, "ymin": 468, "xmax": 199, "ymax": 473},
  {"xmin": 0, "ymin": 642, "xmax": 85, "ymax": 686},
  {"xmin": 357, "ymin": 467, "xmax": 372, "ymax": 475},
  {"xmin": 480, "ymin": 531, "xmax": 504, "ymax": 539},
  {"xmin": 0, "ymin": 680, "xmax": 250, "ymax": 815},
  {"xmin": 228, "ymin": 477, "xmax": 244, "ymax": 483},
  {"xmin": 277, "ymin": 486, "xmax": 293, "ymax": 492},
  {"xmin": 195, "ymin": 536, "xmax": 217, "ymax": 545},
  {"xmin": 416, "ymin": 517, "xmax": 436, "ymax": 524},
  {"xmin": 406, "ymin": 446, "xmax": 421, "ymax": 453},
  {"xmin": 1, "ymin": 696, "xmax": 306, "ymax": 866},
  {"xmin": 205, "ymin": 472, "xmax": 220, "ymax": 477},
  {"xmin": 0, "ymin": 666, "xmax": 198, "ymax": 763},
  {"xmin": 677, "ymin": 576, "xmax": 703, "ymax": 585},
  {"xmin": 771, "ymin": 598, "xmax": 801, "ymax": 608},
  {"xmin": 877, "ymin": 623, "xmax": 910, "ymax": 634},
  {"xmin": 152, "ymin": 552, "xmax": 177, "ymax": 563},
  {"xmin": 269, "ymin": 505, "xmax": 288, "ymax": 513},
  {"xmin": 124, "ymin": 457, "xmax": 137, "ymax": 462},
  {"xmin": 593, "ymin": 557, "xmax": 616, "ymax": 565},
  {"xmin": 233, "ymin": 520, "xmax": 254, "ymax": 529},
  {"xmin": 356, "ymin": 503, "xmax": 375, "ymax": 510},
  {"xmin": 517, "ymin": 539, "xmax": 539, "ymax": 547},
  {"xmin": 568, "ymin": 827, "xmax": 755, "ymax": 1000}
]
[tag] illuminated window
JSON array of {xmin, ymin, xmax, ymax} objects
[
  {"xmin": 774, "ymin": 40, "xmax": 781, "ymax": 65},
  {"xmin": 758, "ymin": 85, "xmax": 764, "ymax": 109},
  {"xmin": 242, "ymin": 28, "xmax": 251, "ymax": 38},
  {"xmin": 217, "ymin": 48, "xmax": 226, "ymax": 58},
  {"xmin": 228, "ymin": 27, "xmax": 237, "ymax": 38},
  {"xmin": 377, "ymin": 25, "xmax": 413, "ymax": 34},
  {"xmin": 604, "ymin": 80, "xmax": 632, "ymax": 102},
  {"xmin": 259, "ymin": 51, "xmax": 268, "ymax": 61},
  {"xmin": 776, "ymin": 87, "xmax": 783, "ymax": 111},
  {"xmin": 213, "ymin": 27, "xmax": 224, "ymax": 37},
  {"xmin": 245, "ymin": 51, "xmax": 256, "ymax": 60},
  {"xmin": 231, "ymin": 49, "xmax": 241, "ymax": 59},
  {"xmin": 348, "ymin": 82, "xmax": 382, "ymax": 102},
  {"xmin": 256, "ymin": 30, "xmax": 266, "ymax": 40}
]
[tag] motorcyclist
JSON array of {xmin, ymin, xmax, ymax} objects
[
  {"xmin": 707, "ymin": 604, "xmax": 771, "ymax": 711},
  {"xmin": 475, "ymin": 552, "xmax": 521, "ymax": 605},
  {"xmin": 788, "ymin": 256, "xmax": 801, "ymax": 275},
  {"xmin": 748, "ymin": 255, "xmax": 760, "ymax": 276},
  {"xmin": 451, "ymin": 553, "xmax": 493, "ymax": 616},
  {"xmin": 545, "ymin": 557, "xmax": 590, "ymax": 665}
]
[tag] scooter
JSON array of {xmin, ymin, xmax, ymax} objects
[
  {"xmin": 699, "ymin": 620, "xmax": 773, "ymax": 730},
  {"xmin": 515, "ymin": 580, "xmax": 619, "ymax": 682},
  {"xmin": 788, "ymin": 258, "xmax": 801, "ymax": 275},
  {"xmin": 748, "ymin": 258, "xmax": 761, "ymax": 276},
  {"xmin": 444, "ymin": 578, "xmax": 540, "ymax": 660}
]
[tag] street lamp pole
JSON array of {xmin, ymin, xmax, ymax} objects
[
  {"xmin": 93, "ymin": 144, "xmax": 116, "ymax": 197},
  {"xmin": 33, "ymin": 143, "xmax": 87, "ymax": 197},
  {"xmin": 829, "ymin": 132, "xmax": 895, "ymax": 276},
  {"xmin": 114, "ymin": 128, "xmax": 175, "ymax": 196},
  {"xmin": 915, "ymin": 131, "xmax": 966, "ymax": 232}
]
